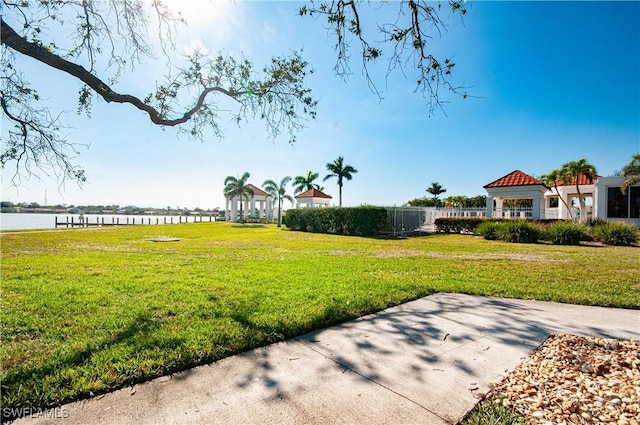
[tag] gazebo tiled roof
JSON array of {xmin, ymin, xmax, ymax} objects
[
  {"xmin": 246, "ymin": 184, "xmax": 268, "ymax": 197},
  {"xmin": 554, "ymin": 173, "xmax": 601, "ymax": 186},
  {"xmin": 295, "ymin": 188, "xmax": 332, "ymax": 199},
  {"xmin": 483, "ymin": 170, "xmax": 544, "ymax": 188}
]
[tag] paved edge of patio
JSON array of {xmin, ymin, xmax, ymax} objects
[{"xmin": 12, "ymin": 293, "xmax": 640, "ymax": 425}]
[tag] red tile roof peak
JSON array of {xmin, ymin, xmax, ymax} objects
[
  {"xmin": 295, "ymin": 188, "xmax": 332, "ymax": 199},
  {"xmin": 484, "ymin": 170, "xmax": 544, "ymax": 188},
  {"xmin": 246, "ymin": 184, "xmax": 268, "ymax": 197},
  {"xmin": 554, "ymin": 173, "xmax": 601, "ymax": 186}
]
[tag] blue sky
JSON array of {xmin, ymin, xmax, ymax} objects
[{"xmin": 2, "ymin": 0, "xmax": 639, "ymax": 209}]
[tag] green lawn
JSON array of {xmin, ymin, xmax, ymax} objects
[{"xmin": 1, "ymin": 223, "xmax": 638, "ymax": 413}]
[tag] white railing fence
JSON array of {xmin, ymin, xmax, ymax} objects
[
  {"xmin": 383, "ymin": 206, "xmax": 489, "ymax": 235},
  {"xmin": 491, "ymin": 207, "xmax": 534, "ymax": 219},
  {"xmin": 381, "ymin": 206, "xmax": 562, "ymax": 235}
]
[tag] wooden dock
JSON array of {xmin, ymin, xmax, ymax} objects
[{"xmin": 54, "ymin": 215, "xmax": 219, "ymax": 228}]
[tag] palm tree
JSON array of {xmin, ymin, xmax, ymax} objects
[
  {"xmin": 324, "ymin": 156, "xmax": 358, "ymax": 207},
  {"xmin": 426, "ymin": 182, "xmax": 446, "ymax": 206},
  {"xmin": 621, "ymin": 153, "xmax": 640, "ymax": 195},
  {"xmin": 223, "ymin": 172, "xmax": 253, "ymax": 223},
  {"xmin": 561, "ymin": 159, "xmax": 597, "ymax": 223},
  {"xmin": 443, "ymin": 195, "xmax": 467, "ymax": 208},
  {"xmin": 262, "ymin": 176, "xmax": 294, "ymax": 227},
  {"xmin": 293, "ymin": 170, "xmax": 320, "ymax": 195},
  {"xmin": 540, "ymin": 168, "xmax": 574, "ymax": 220}
]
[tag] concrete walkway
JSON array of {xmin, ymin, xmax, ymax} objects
[{"xmin": 16, "ymin": 293, "xmax": 639, "ymax": 425}]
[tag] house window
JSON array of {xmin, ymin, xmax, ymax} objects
[
  {"xmin": 631, "ymin": 186, "xmax": 640, "ymax": 219},
  {"xmin": 607, "ymin": 187, "xmax": 628, "ymax": 218},
  {"xmin": 548, "ymin": 196, "xmax": 559, "ymax": 208}
]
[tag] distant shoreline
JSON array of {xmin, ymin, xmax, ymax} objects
[{"xmin": 0, "ymin": 209, "xmax": 219, "ymax": 216}]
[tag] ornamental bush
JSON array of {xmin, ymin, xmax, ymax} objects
[
  {"xmin": 546, "ymin": 221, "xmax": 590, "ymax": 245},
  {"xmin": 435, "ymin": 217, "xmax": 489, "ymax": 234},
  {"xmin": 475, "ymin": 221, "xmax": 502, "ymax": 240},
  {"xmin": 591, "ymin": 221, "xmax": 638, "ymax": 246},
  {"xmin": 497, "ymin": 220, "xmax": 542, "ymax": 244},
  {"xmin": 283, "ymin": 207, "xmax": 387, "ymax": 236}
]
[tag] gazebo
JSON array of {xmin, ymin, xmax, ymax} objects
[
  {"xmin": 483, "ymin": 170, "xmax": 546, "ymax": 219},
  {"xmin": 483, "ymin": 169, "xmax": 638, "ymax": 226},
  {"xmin": 295, "ymin": 188, "xmax": 332, "ymax": 208},
  {"xmin": 226, "ymin": 184, "xmax": 273, "ymax": 222}
]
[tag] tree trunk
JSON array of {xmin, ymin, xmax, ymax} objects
[
  {"xmin": 553, "ymin": 183, "xmax": 574, "ymax": 220},
  {"xmin": 277, "ymin": 199, "xmax": 282, "ymax": 227},
  {"xmin": 575, "ymin": 183, "xmax": 586, "ymax": 223}
]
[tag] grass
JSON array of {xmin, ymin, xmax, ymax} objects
[
  {"xmin": 1, "ymin": 222, "xmax": 639, "ymax": 415},
  {"xmin": 461, "ymin": 399, "xmax": 528, "ymax": 425}
]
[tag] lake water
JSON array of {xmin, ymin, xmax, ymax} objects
[{"xmin": 0, "ymin": 213, "xmax": 215, "ymax": 231}]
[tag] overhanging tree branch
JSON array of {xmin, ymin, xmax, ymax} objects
[
  {"xmin": 1, "ymin": 17, "xmax": 241, "ymax": 126},
  {"xmin": 300, "ymin": 0, "xmax": 469, "ymax": 114},
  {"xmin": 1, "ymin": 2, "xmax": 317, "ymax": 185}
]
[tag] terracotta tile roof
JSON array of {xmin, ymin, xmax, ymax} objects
[
  {"xmin": 483, "ymin": 170, "xmax": 544, "ymax": 188},
  {"xmin": 554, "ymin": 173, "xmax": 600, "ymax": 186},
  {"xmin": 246, "ymin": 184, "xmax": 268, "ymax": 197},
  {"xmin": 295, "ymin": 188, "xmax": 332, "ymax": 199}
]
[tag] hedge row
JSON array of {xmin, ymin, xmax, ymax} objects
[
  {"xmin": 434, "ymin": 217, "xmax": 562, "ymax": 234},
  {"xmin": 434, "ymin": 217, "xmax": 492, "ymax": 234},
  {"xmin": 436, "ymin": 217, "xmax": 638, "ymax": 246},
  {"xmin": 283, "ymin": 206, "xmax": 387, "ymax": 236}
]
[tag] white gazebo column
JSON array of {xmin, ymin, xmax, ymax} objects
[
  {"xmin": 249, "ymin": 197, "xmax": 256, "ymax": 218},
  {"xmin": 243, "ymin": 199, "xmax": 249, "ymax": 219},
  {"xmin": 532, "ymin": 193, "xmax": 542, "ymax": 219},
  {"xmin": 494, "ymin": 198, "xmax": 504, "ymax": 218},
  {"xmin": 258, "ymin": 200, "xmax": 265, "ymax": 218},
  {"xmin": 486, "ymin": 195, "xmax": 494, "ymax": 218},
  {"xmin": 266, "ymin": 199, "xmax": 273, "ymax": 219}
]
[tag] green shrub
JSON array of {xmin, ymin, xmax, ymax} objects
[
  {"xmin": 283, "ymin": 206, "xmax": 388, "ymax": 236},
  {"xmin": 435, "ymin": 217, "xmax": 489, "ymax": 234},
  {"xmin": 546, "ymin": 221, "xmax": 590, "ymax": 245},
  {"xmin": 497, "ymin": 220, "xmax": 542, "ymax": 244},
  {"xmin": 475, "ymin": 221, "xmax": 502, "ymax": 240},
  {"xmin": 592, "ymin": 221, "xmax": 638, "ymax": 246}
]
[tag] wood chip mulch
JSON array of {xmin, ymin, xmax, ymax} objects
[{"xmin": 487, "ymin": 333, "xmax": 640, "ymax": 425}]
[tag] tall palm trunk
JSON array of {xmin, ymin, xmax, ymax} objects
[
  {"xmin": 553, "ymin": 182, "xmax": 574, "ymax": 220},
  {"xmin": 575, "ymin": 183, "xmax": 587, "ymax": 223},
  {"xmin": 277, "ymin": 199, "xmax": 282, "ymax": 227}
]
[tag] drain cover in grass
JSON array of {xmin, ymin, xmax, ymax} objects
[{"xmin": 148, "ymin": 237, "xmax": 181, "ymax": 242}]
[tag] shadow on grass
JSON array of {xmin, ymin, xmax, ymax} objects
[
  {"xmin": 6, "ymin": 293, "xmax": 639, "ymax": 423},
  {"xmin": 225, "ymin": 294, "xmax": 638, "ymax": 423},
  {"xmin": 1, "ymin": 312, "xmax": 171, "ymax": 422}
]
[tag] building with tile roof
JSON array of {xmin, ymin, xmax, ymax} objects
[
  {"xmin": 483, "ymin": 170, "xmax": 548, "ymax": 219},
  {"xmin": 484, "ymin": 170, "xmax": 545, "ymax": 188},
  {"xmin": 225, "ymin": 183, "xmax": 273, "ymax": 222},
  {"xmin": 295, "ymin": 188, "xmax": 332, "ymax": 208},
  {"xmin": 483, "ymin": 169, "xmax": 640, "ymax": 226}
]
